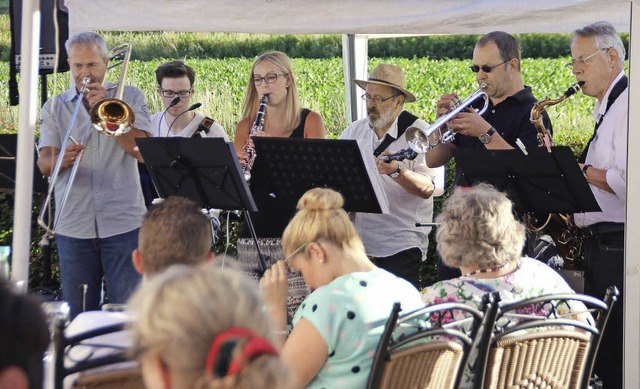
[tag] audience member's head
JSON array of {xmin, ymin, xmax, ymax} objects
[
  {"xmin": 0, "ymin": 280, "xmax": 49, "ymax": 389},
  {"xmin": 436, "ymin": 183, "xmax": 525, "ymax": 270},
  {"xmin": 128, "ymin": 263, "xmax": 288, "ymax": 389},
  {"xmin": 282, "ymin": 188, "xmax": 365, "ymax": 257},
  {"xmin": 133, "ymin": 196, "xmax": 213, "ymax": 277}
]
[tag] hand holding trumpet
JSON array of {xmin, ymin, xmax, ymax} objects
[{"xmin": 436, "ymin": 93, "xmax": 492, "ymax": 138}]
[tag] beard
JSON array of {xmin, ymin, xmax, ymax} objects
[{"xmin": 367, "ymin": 107, "xmax": 396, "ymax": 129}]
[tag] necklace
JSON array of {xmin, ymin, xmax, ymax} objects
[{"xmin": 462, "ymin": 260, "xmax": 518, "ymax": 278}]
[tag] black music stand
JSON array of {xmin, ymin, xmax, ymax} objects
[
  {"xmin": 453, "ymin": 146, "xmax": 600, "ymax": 215},
  {"xmin": 252, "ymin": 137, "xmax": 388, "ymax": 214},
  {"xmin": 136, "ymin": 138, "xmax": 267, "ymax": 272}
]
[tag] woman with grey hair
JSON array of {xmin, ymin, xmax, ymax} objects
[
  {"xmin": 421, "ymin": 183, "xmax": 584, "ymax": 387},
  {"xmin": 422, "ymin": 183, "xmax": 576, "ymax": 306}
]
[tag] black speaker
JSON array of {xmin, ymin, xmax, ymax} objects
[{"xmin": 9, "ymin": 0, "xmax": 70, "ymax": 74}]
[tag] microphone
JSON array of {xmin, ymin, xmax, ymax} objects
[
  {"xmin": 165, "ymin": 103, "xmax": 201, "ymax": 137},
  {"xmin": 157, "ymin": 96, "xmax": 181, "ymax": 136}
]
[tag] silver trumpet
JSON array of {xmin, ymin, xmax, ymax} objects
[{"xmin": 406, "ymin": 83, "xmax": 489, "ymax": 154}]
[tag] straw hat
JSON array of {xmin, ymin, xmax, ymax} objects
[{"xmin": 354, "ymin": 64, "xmax": 416, "ymax": 103}]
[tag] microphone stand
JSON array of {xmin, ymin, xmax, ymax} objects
[
  {"xmin": 165, "ymin": 103, "xmax": 202, "ymax": 137},
  {"xmin": 158, "ymin": 96, "xmax": 181, "ymax": 136}
]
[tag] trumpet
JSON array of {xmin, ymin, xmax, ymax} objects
[
  {"xmin": 384, "ymin": 84, "xmax": 489, "ymax": 162},
  {"xmin": 38, "ymin": 43, "xmax": 134, "ymax": 237}
]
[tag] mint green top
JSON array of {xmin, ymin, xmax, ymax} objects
[{"xmin": 293, "ymin": 268, "xmax": 423, "ymax": 389}]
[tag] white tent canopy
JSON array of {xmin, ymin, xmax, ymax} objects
[{"xmin": 13, "ymin": 0, "xmax": 639, "ymax": 384}]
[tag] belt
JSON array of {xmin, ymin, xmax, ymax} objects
[{"xmin": 578, "ymin": 222, "xmax": 624, "ymax": 238}]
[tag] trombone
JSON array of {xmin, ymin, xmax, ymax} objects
[{"xmin": 38, "ymin": 43, "xmax": 135, "ymax": 237}]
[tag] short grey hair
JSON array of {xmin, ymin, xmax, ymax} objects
[
  {"xmin": 574, "ymin": 21, "xmax": 625, "ymax": 67},
  {"xmin": 436, "ymin": 183, "xmax": 525, "ymax": 269},
  {"xmin": 65, "ymin": 31, "xmax": 109, "ymax": 60}
]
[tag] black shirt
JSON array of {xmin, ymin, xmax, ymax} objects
[{"xmin": 452, "ymin": 86, "xmax": 552, "ymax": 184}]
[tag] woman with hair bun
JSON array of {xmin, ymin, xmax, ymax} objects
[
  {"xmin": 128, "ymin": 263, "xmax": 289, "ymax": 389},
  {"xmin": 260, "ymin": 188, "xmax": 423, "ymax": 389}
]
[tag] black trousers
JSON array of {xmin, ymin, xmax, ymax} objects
[
  {"xmin": 582, "ymin": 222, "xmax": 624, "ymax": 389},
  {"xmin": 370, "ymin": 247, "xmax": 422, "ymax": 289}
]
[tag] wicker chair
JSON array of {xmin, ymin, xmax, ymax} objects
[
  {"xmin": 53, "ymin": 320, "xmax": 141, "ymax": 389},
  {"xmin": 366, "ymin": 294, "xmax": 496, "ymax": 389},
  {"xmin": 474, "ymin": 286, "xmax": 619, "ymax": 389}
]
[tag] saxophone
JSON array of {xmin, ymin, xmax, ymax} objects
[
  {"xmin": 241, "ymin": 94, "xmax": 269, "ymax": 180},
  {"xmin": 530, "ymin": 82, "xmax": 583, "ymax": 151},
  {"xmin": 526, "ymin": 82, "xmax": 584, "ymax": 267}
]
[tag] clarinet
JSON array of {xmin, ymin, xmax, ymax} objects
[{"xmin": 241, "ymin": 94, "xmax": 269, "ymax": 180}]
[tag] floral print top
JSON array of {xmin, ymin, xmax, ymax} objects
[{"xmin": 421, "ymin": 256, "xmax": 589, "ymax": 387}]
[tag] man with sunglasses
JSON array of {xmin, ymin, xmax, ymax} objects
[
  {"xmin": 426, "ymin": 31, "xmax": 551, "ymax": 175},
  {"xmin": 339, "ymin": 64, "xmax": 445, "ymax": 289},
  {"xmin": 570, "ymin": 21, "xmax": 627, "ymax": 389},
  {"xmin": 426, "ymin": 31, "xmax": 552, "ymax": 281}
]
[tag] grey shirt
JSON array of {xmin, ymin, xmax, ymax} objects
[{"xmin": 39, "ymin": 84, "xmax": 151, "ymax": 239}]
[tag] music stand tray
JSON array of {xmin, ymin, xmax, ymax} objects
[
  {"xmin": 452, "ymin": 146, "xmax": 601, "ymax": 214},
  {"xmin": 136, "ymin": 137, "xmax": 256, "ymax": 212},
  {"xmin": 252, "ymin": 137, "xmax": 389, "ymax": 214}
]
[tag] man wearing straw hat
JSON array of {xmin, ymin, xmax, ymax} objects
[{"xmin": 339, "ymin": 63, "xmax": 444, "ymax": 289}]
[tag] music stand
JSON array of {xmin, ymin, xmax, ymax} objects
[
  {"xmin": 452, "ymin": 146, "xmax": 600, "ymax": 215},
  {"xmin": 0, "ymin": 134, "xmax": 48, "ymax": 193},
  {"xmin": 252, "ymin": 137, "xmax": 389, "ymax": 214},
  {"xmin": 136, "ymin": 137, "xmax": 268, "ymax": 272}
]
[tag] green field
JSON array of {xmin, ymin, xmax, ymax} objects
[{"xmin": 1, "ymin": 56, "xmax": 594, "ymax": 149}]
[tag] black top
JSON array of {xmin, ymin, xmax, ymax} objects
[
  {"xmin": 240, "ymin": 108, "xmax": 311, "ymax": 238},
  {"xmin": 452, "ymin": 86, "xmax": 552, "ymax": 184}
]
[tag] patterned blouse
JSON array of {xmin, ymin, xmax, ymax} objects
[{"xmin": 421, "ymin": 256, "xmax": 589, "ymax": 387}]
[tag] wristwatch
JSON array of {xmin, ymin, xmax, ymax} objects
[
  {"xmin": 479, "ymin": 127, "xmax": 497, "ymax": 144},
  {"xmin": 388, "ymin": 162, "xmax": 402, "ymax": 178}
]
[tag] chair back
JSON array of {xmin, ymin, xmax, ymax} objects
[
  {"xmin": 53, "ymin": 319, "xmax": 138, "ymax": 389},
  {"xmin": 474, "ymin": 286, "xmax": 619, "ymax": 389},
  {"xmin": 367, "ymin": 293, "xmax": 496, "ymax": 389}
]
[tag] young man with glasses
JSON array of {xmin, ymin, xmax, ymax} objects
[
  {"xmin": 425, "ymin": 31, "xmax": 552, "ymax": 281},
  {"xmin": 139, "ymin": 61, "xmax": 230, "ymax": 207},
  {"xmin": 339, "ymin": 64, "xmax": 445, "ymax": 289},
  {"xmin": 150, "ymin": 60, "xmax": 228, "ymax": 139},
  {"xmin": 570, "ymin": 21, "xmax": 627, "ymax": 389}
]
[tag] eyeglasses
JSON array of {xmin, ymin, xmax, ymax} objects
[
  {"xmin": 361, "ymin": 93, "xmax": 401, "ymax": 103},
  {"xmin": 253, "ymin": 73, "xmax": 288, "ymax": 85},
  {"xmin": 283, "ymin": 242, "xmax": 308, "ymax": 275},
  {"xmin": 160, "ymin": 89, "xmax": 192, "ymax": 98},
  {"xmin": 565, "ymin": 48, "xmax": 610, "ymax": 68},
  {"xmin": 470, "ymin": 58, "xmax": 512, "ymax": 73}
]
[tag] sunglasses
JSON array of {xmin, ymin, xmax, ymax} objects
[{"xmin": 470, "ymin": 58, "xmax": 512, "ymax": 73}]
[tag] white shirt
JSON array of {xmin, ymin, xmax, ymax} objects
[
  {"xmin": 150, "ymin": 111, "xmax": 229, "ymax": 140},
  {"xmin": 340, "ymin": 114, "xmax": 445, "ymax": 259},
  {"xmin": 575, "ymin": 71, "xmax": 627, "ymax": 227}
]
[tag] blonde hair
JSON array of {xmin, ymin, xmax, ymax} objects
[
  {"xmin": 436, "ymin": 183, "xmax": 525, "ymax": 269},
  {"xmin": 281, "ymin": 188, "xmax": 364, "ymax": 256},
  {"xmin": 128, "ymin": 263, "xmax": 289, "ymax": 389},
  {"xmin": 138, "ymin": 196, "xmax": 212, "ymax": 276},
  {"xmin": 241, "ymin": 51, "xmax": 302, "ymax": 133}
]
